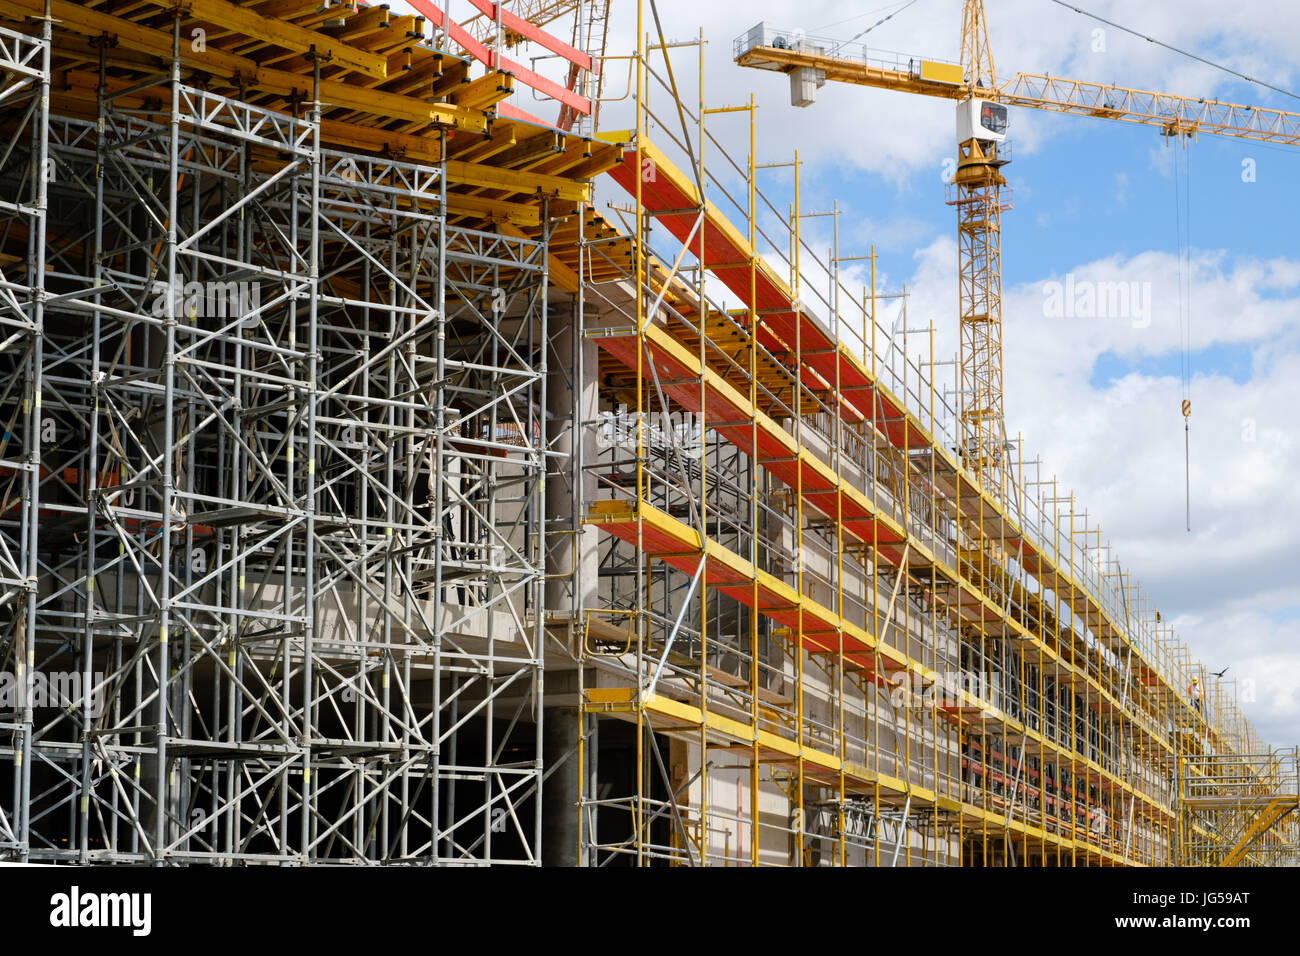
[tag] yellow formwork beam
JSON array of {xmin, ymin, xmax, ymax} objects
[
  {"xmin": 445, "ymin": 193, "xmax": 541, "ymax": 228},
  {"xmin": 142, "ymin": 0, "xmax": 388, "ymax": 78},
  {"xmin": 445, "ymin": 158, "xmax": 590, "ymax": 203},
  {"xmin": 54, "ymin": 68, "xmax": 460, "ymax": 162},
  {"xmin": 0, "ymin": 0, "xmax": 487, "ymax": 131}
]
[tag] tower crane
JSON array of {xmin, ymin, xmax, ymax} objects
[{"xmin": 736, "ymin": 0, "xmax": 1300, "ymax": 500}]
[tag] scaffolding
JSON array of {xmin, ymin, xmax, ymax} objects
[
  {"xmin": 1180, "ymin": 747, "xmax": 1299, "ymax": 866},
  {"xmin": 0, "ymin": 0, "xmax": 624, "ymax": 864},
  {"xmin": 569, "ymin": 3, "xmax": 1297, "ymax": 867},
  {"xmin": 0, "ymin": 0, "xmax": 1293, "ymax": 868},
  {"xmin": 0, "ymin": 14, "xmax": 48, "ymax": 858}
]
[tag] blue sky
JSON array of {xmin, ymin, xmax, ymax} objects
[
  {"xmin": 841, "ymin": 106, "xmax": 1299, "ymax": 283},
  {"xmin": 394, "ymin": 0, "xmax": 1300, "ymax": 746}
]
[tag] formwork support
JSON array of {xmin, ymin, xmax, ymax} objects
[
  {"xmin": 0, "ymin": 9, "xmax": 49, "ymax": 862},
  {"xmin": 2, "ymin": 15, "xmax": 550, "ymax": 863}
]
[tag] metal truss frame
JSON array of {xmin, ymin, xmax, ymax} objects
[{"xmin": 1, "ymin": 22, "xmax": 547, "ymax": 865}]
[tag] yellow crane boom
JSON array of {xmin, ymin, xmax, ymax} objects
[
  {"xmin": 736, "ymin": 35, "xmax": 1300, "ymax": 145},
  {"xmin": 1001, "ymin": 73, "xmax": 1300, "ymax": 144}
]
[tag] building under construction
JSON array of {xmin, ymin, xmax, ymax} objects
[{"xmin": 0, "ymin": 0, "xmax": 1296, "ymax": 866}]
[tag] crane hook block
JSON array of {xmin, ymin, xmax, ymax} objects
[{"xmin": 1181, "ymin": 399, "xmax": 1191, "ymax": 419}]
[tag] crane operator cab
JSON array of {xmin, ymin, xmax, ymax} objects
[
  {"xmin": 956, "ymin": 98, "xmax": 1011, "ymax": 169},
  {"xmin": 958, "ymin": 98, "xmax": 1008, "ymax": 144}
]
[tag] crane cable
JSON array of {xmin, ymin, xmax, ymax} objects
[
  {"xmin": 810, "ymin": 1, "xmax": 918, "ymax": 35},
  {"xmin": 1045, "ymin": 0, "xmax": 1300, "ymax": 104},
  {"xmin": 840, "ymin": 0, "xmax": 921, "ymax": 49},
  {"xmin": 1172, "ymin": 139, "xmax": 1193, "ymax": 533}
]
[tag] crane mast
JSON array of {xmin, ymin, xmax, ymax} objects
[{"xmin": 952, "ymin": 0, "xmax": 1011, "ymax": 491}]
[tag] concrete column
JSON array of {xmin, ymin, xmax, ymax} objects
[
  {"xmin": 544, "ymin": 300, "xmax": 599, "ymax": 618},
  {"xmin": 542, "ymin": 705, "xmax": 581, "ymax": 866}
]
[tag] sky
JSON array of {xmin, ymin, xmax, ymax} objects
[{"xmin": 393, "ymin": 0, "xmax": 1300, "ymax": 747}]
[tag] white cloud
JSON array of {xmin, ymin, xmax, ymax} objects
[{"xmin": 989, "ymin": 251, "xmax": 1300, "ymax": 747}]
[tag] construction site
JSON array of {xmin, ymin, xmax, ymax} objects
[{"xmin": 0, "ymin": 0, "xmax": 1296, "ymax": 867}]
